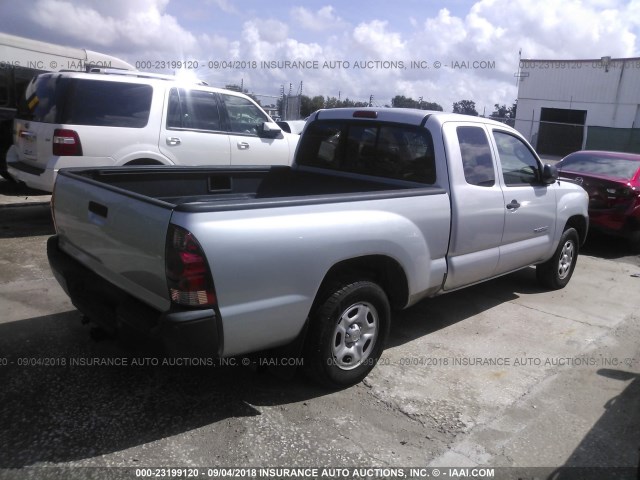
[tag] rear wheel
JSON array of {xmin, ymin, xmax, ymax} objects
[
  {"xmin": 536, "ymin": 227, "xmax": 579, "ymax": 290},
  {"xmin": 305, "ymin": 280, "xmax": 390, "ymax": 388}
]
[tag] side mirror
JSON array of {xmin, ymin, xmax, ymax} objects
[
  {"xmin": 541, "ymin": 163, "xmax": 558, "ymax": 184},
  {"xmin": 276, "ymin": 121, "xmax": 292, "ymax": 133},
  {"xmin": 258, "ymin": 121, "xmax": 283, "ymax": 139}
]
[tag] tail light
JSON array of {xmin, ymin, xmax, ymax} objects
[
  {"xmin": 603, "ymin": 185, "xmax": 640, "ymax": 210},
  {"xmin": 53, "ymin": 129, "xmax": 83, "ymax": 156},
  {"xmin": 165, "ymin": 225, "xmax": 217, "ymax": 307}
]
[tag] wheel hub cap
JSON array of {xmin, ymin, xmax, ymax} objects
[
  {"xmin": 331, "ymin": 302, "xmax": 379, "ymax": 371},
  {"xmin": 346, "ymin": 324, "xmax": 362, "ymax": 343},
  {"xmin": 558, "ymin": 240, "xmax": 574, "ymax": 279}
]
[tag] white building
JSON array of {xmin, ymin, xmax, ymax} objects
[{"xmin": 514, "ymin": 57, "xmax": 640, "ymax": 157}]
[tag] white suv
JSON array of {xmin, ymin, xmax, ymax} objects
[{"xmin": 7, "ymin": 70, "xmax": 299, "ymax": 192}]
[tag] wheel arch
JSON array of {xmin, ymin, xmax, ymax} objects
[
  {"xmin": 312, "ymin": 255, "xmax": 409, "ymax": 313},
  {"xmin": 123, "ymin": 158, "xmax": 166, "ymax": 166},
  {"xmin": 565, "ymin": 215, "xmax": 588, "ymax": 246}
]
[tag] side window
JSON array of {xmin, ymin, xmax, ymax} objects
[
  {"xmin": 166, "ymin": 88, "xmax": 182, "ymax": 128},
  {"xmin": 456, "ymin": 126, "xmax": 495, "ymax": 187},
  {"xmin": 220, "ymin": 94, "xmax": 268, "ymax": 135},
  {"xmin": 167, "ymin": 88, "xmax": 221, "ymax": 131},
  {"xmin": 493, "ymin": 131, "xmax": 540, "ymax": 186}
]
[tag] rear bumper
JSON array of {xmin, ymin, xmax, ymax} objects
[
  {"xmin": 47, "ymin": 235, "xmax": 222, "ymax": 356},
  {"xmin": 6, "ymin": 146, "xmax": 55, "ymax": 192},
  {"xmin": 589, "ymin": 210, "xmax": 640, "ymax": 240}
]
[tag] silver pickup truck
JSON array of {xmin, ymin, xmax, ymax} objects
[{"xmin": 47, "ymin": 108, "xmax": 589, "ymax": 387}]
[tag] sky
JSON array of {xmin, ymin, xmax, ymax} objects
[{"xmin": 1, "ymin": 0, "xmax": 639, "ymax": 114}]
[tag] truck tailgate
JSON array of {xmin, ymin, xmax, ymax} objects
[{"xmin": 53, "ymin": 172, "xmax": 173, "ymax": 312}]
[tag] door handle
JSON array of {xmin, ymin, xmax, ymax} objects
[
  {"xmin": 506, "ymin": 200, "xmax": 521, "ymax": 210},
  {"xmin": 166, "ymin": 137, "xmax": 181, "ymax": 146},
  {"xmin": 88, "ymin": 201, "xmax": 108, "ymax": 218},
  {"xmin": 88, "ymin": 201, "xmax": 108, "ymax": 226},
  {"xmin": 237, "ymin": 142, "xmax": 250, "ymax": 150}
]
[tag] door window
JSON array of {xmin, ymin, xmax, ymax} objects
[
  {"xmin": 493, "ymin": 131, "xmax": 540, "ymax": 186},
  {"xmin": 167, "ymin": 88, "xmax": 222, "ymax": 131},
  {"xmin": 220, "ymin": 94, "xmax": 268, "ymax": 135}
]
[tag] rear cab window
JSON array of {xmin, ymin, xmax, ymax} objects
[{"xmin": 297, "ymin": 120, "xmax": 436, "ymax": 184}]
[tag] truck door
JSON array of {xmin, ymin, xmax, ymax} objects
[
  {"xmin": 443, "ymin": 122, "xmax": 505, "ymax": 290},
  {"xmin": 159, "ymin": 87, "xmax": 231, "ymax": 165},
  {"xmin": 490, "ymin": 129, "xmax": 557, "ymax": 273},
  {"xmin": 219, "ymin": 93, "xmax": 292, "ymax": 166}
]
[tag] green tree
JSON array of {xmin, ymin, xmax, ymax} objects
[
  {"xmin": 340, "ymin": 98, "xmax": 369, "ymax": 108},
  {"xmin": 492, "ymin": 100, "xmax": 517, "ymax": 119},
  {"xmin": 392, "ymin": 95, "xmax": 419, "ymax": 108},
  {"xmin": 492, "ymin": 104, "xmax": 510, "ymax": 118},
  {"xmin": 324, "ymin": 96, "xmax": 340, "ymax": 109},
  {"xmin": 421, "ymin": 100, "xmax": 444, "ymax": 111},
  {"xmin": 452, "ymin": 100, "xmax": 478, "ymax": 116},
  {"xmin": 300, "ymin": 95, "xmax": 325, "ymax": 117},
  {"xmin": 391, "ymin": 95, "xmax": 443, "ymax": 111}
]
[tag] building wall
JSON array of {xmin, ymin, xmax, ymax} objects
[{"xmin": 514, "ymin": 58, "xmax": 640, "ymax": 150}]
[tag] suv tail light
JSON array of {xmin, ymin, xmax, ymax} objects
[
  {"xmin": 53, "ymin": 129, "xmax": 83, "ymax": 156},
  {"xmin": 165, "ymin": 225, "xmax": 217, "ymax": 307}
]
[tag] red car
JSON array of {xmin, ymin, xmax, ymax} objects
[{"xmin": 557, "ymin": 150, "xmax": 640, "ymax": 246}]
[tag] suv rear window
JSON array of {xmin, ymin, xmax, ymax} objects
[
  {"xmin": 18, "ymin": 75, "xmax": 152, "ymax": 128},
  {"xmin": 296, "ymin": 120, "xmax": 436, "ymax": 184}
]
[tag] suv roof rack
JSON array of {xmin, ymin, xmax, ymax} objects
[{"xmin": 87, "ymin": 68, "xmax": 207, "ymax": 85}]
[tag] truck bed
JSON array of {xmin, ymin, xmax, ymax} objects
[
  {"xmin": 65, "ymin": 165, "xmax": 438, "ymax": 211},
  {"xmin": 53, "ymin": 164, "xmax": 449, "ymax": 330}
]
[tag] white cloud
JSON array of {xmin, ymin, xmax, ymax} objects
[
  {"xmin": 291, "ymin": 6, "xmax": 345, "ymax": 32},
  {"xmin": 465, "ymin": 0, "xmax": 636, "ymax": 59},
  {"xmin": 28, "ymin": 0, "xmax": 199, "ymax": 56},
  {"xmin": 4, "ymin": 0, "xmax": 638, "ymax": 112},
  {"xmin": 423, "ymin": 9, "xmax": 468, "ymax": 54},
  {"xmin": 205, "ymin": 0, "xmax": 237, "ymax": 14},
  {"xmin": 243, "ymin": 19, "xmax": 289, "ymax": 44},
  {"xmin": 352, "ymin": 20, "xmax": 407, "ymax": 59}
]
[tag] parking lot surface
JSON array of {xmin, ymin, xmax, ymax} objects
[{"xmin": 0, "ymin": 179, "xmax": 639, "ymax": 478}]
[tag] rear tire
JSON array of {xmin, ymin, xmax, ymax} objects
[
  {"xmin": 305, "ymin": 280, "xmax": 390, "ymax": 389},
  {"xmin": 536, "ymin": 227, "xmax": 579, "ymax": 290}
]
